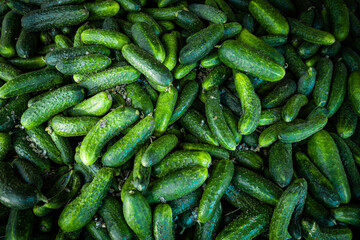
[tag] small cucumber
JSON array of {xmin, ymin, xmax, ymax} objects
[
  {"xmin": 168, "ymin": 188, "xmax": 202, "ymax": 216},
  {"xmin": 162, "ymin": 31, "xmax": 178, "ymax": 71},
  {"xmin": 132, "ymin": 143, "xmax": 151, "ymax": 192},
  {"xmin": 327, "ymin": 61, "xmax": 347, "ymax": 117},
  {"xmin": 202, "ymin": 65, "xmax": 231, "ymax": 91},
  {"xmin": 188, "ymin": 4, "xmax": 227, "ymax": 23},
  {"xmin": 154, "ymin": 86, "xmax": 177, "ymax": 136},
  {"xmin": 48, "ymin": 130, "xmax": 73, "ymax": 165},
  {"xmin": 261, "ymin": 79, "xmax": 297, "ymax": 108},
  {"xmin": 127, "ymin": 12, "xmax": 163, "ymax": 36},
  {"xmin": 194, "ymin": 201, "xmax": 222, "ymax": 240},
  {"xmin": 16, "ymin": 29, "xmax": 37, "ymax": 58},
  {"xmin": 173, "ymin": 62, "xmax": 198, "ymax": 80},
  {"xmin": 341, "ymin": 47, "xmax": 360, "ymax": 72},
  {"xmin": 313, "ymin": 57, "xmax": 333, "ymax": 107},
  {"xmin": 85, "ymin": 220, "xmax": 111, "ymax": 240},
  {"xmin": 232, "ymin": 150, "xmax": 264, "ymax": 170},
  {"xmin": 66, "ymin": 92, "xmax": 112, "ymax": 117},
  {"xmin": 153, "ymin": 204, "xmax": 174, "ymax": 240},
  {"xmin": 331, "ymin": 205, "xmax": 360, "ymax": 226},
  {"xmin": 5, "ymin": 209, "xmax": 34, "ymax": 240},
  {"xmin": 125, "ymin": 82, "xmax": 154, "ymax": 116},
  {"xmin": 259, "ymin": 108, "xmax": 282, "ymax": 126},
  {"xmin": 304, "ymin": 194, "xmax": 337, "ymax": 227},
  {"xmin": 200, "ymin": 49, "xmax": 220, "ymax": 68},
  {"xmin": 0, "ymin": 62, "xmax": 21, "ymax": 82},
  {"xmin": 8, "ymin": 56, "xmax": 46, "ymax": 71},
  {"xmin": 50, "ymin": 115, "xmax": 99, "ymax": 137},
  {"xmin": 258, "ymin": 120, "xmax": 286, "ymax": 147},
  {"xmin": 348, "ymin": 71, "xmax": 360, "ymax": 116},
  {"xmin": 116, "ymin": 0, "xmax": 141, "ymax": 12},
  {"xmin": 269, "ymin": 142, "xmax": 293, "ymax": 188},
  {"xmin": 179, "ymin": 142, "xmax": 229, "ymax": 159},
  {"xmin": 337, "ymin": 99, "xmax": 358, "ymax": 139},
  {"xmin": 0, "ymin": 11, "xmax": 21, "ymax": 58},
  {"xmin": 83, "ymin": 0, "xmax": 119, "ymax": 20},
  {"xmin": 298, "ymin": 42, "xmax": 320, "ymax": 59},
  {"xmin": 174, "ymin": 10, "xmax": 204, "ymax": 34},
  {"xmin": 56, "ymin": 54, "xmax": 111, "ymax": 75},
  {"xmin": 321, "ymin": 41, "xmax": 341, "ymax": 56},
  {"xmin": 323, "ymin": 0, "xmax": 349, "ymax": 41},
  {"xmin": 0, "ymin": 132, "xmax": 10, "ymax": 161},
  {"xmin": 261, "ymin": 34, "xmax": 288, "ymax": 47},
  {"xmin": 282, "ymin": 94, "xmax": 308, "ymax": 122}
]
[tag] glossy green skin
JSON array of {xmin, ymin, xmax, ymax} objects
[
  {"xmin": 122, "ymin": 44, "xmax": 172, "ymax": 92},
  {"xmin": 327, "ymin": 61, "xmax": 347, "ymax": 117},
  {"xmin": 304, "ymin": 194, "xmax": 337, "ymax": 227},
  {"xmin": 80, "ymin": 107, "xmax": 139, "ymax": 165},
  {"xmin": 180, "ymin": 142, "xmax": 229, "ymax": 159},
  {"xmin": 234, "ymin": 70, "xmax": 261, "ymax": 135},
  {"xmin": 8, "ymin": 56, "xmax": 46, "ymax": 71},
  {"xmin": 332, "ymin": 205, "xmax": 360, "ymax": 226},
  {"xmin": 259, "ymin": 108, "xmax": 282, "ymax": 126},
  {"xmin": 321, "ymin": 41, "xmax": 341, "ymax": 57},
  {"xmin": 282, "ymin": 94, "xmax": 308, "ymax": 122},
  {"xmin": 298, "ymin": 42, "xmax": 320, "ymax": 59},
  {"xmin": 344, "ymin": 138, "xmax": 360, "ymax": 166},
  {"xmin": 295, "ymin": 152, "xmax": 340, "ymax": 208},
  {"xmin": 0, "ymin": 11, "xmax": 21, "ymax": 58},
  {"xmin": 279, "ymin": 115, "xmax": 328, "ymax": 143},
  {"xmin": 127, "ymin": 12, "xmax": 163, "ymax": 36},
  {"xmin": 222, "ymin": 106, "xmax": 242, "ymax": 144},
  {"xmin": 269, "ymin": 142, "xmax": 293, "ymax": 188},
  {"xmin": 322, "ymin": 226, "xmax": 353, "ymax": 240},
  {"xmin": 237, "ymin": 28, "xmax": 285, "ymax": 65},
  {"xmin": 341, "ymin": 48, "xmax": 360, "ymax": 72},
  {"xmin": 125, "ymin": 82, "xmax": 154, "ymax": 116},
  {"xmin": 206, "ymin": 87, "xmax": 236, "ymax": 150},
  {"xmin": 56, "ymin": 54, "xmax": 111, "ymax": 75},
  {"xmin": 141, "ymin": 134, "xmax": 178, "ymax": 167},
  {"xmin": 83, "ymin": 0, "xmax": 119, "ymax": 20},
  {"xmin": 50, "ymin": 115, "xmax": 99, "ymax": 137},
  {"xmin": 224, "ymin": 184, "xmax": 261, "ymax": 211},
  {"xmin": 313, "ymin": 57, "xmax": 333, "ymax": 107},
  {"xmin": 169, "ymin": 81, "xmax": 198, "ymax": 125},
  {"xmin": 308, "ymin": 130, "xmax": 351, "ymax": 204},
  {"xmin": 154, "ymin": 86, "xmax": 177, "ymax": 136},
  {"xmin": 249, "ymin": 0, "xmax": 289, "ymax": 35},
  {"xmin": 323, "ymin": 0, "xmax": 349, "ymax": 41},
  {"xmin": 153, "ymin": 204, "xmax": 174, "ymax": 240},
  {"xmin": 195, "ymin": 202, "xmax": 222, "ymax": 240},
  {"xmin": 26, "ymin": 125, "xmax": 62, "ymax": 164},
  {"xmin": 232, "ymin": 150, "xmax": 263, "ymax": 170},
  {"xmin": 261, "ymin": 35, "xmax": 287, "ymax": 47},
  {"xmin": 58, "ymin": 168, "xmax": 113, "ymax": 232},
  {"xmin": 337, "ymin": 100, "xmax": 357, "ymax": 139},
  {"xmin": 145, "ymin": 166, "xmax": 208, "ymax": 204},
  {"xmin": 348, "ymin": 71, "xmax": 360, "ymax": 116},
  {"xmin": 331, "ymin": 133, "xmax": 360, "ymax": 199},
  {"xmin": 5, "ymin": 209, "xmax": 34, "ymax": 240},
  {"xmin": 67, "ymin": 92, "xmax": 112, "ymax": 117},
  {"xmin": 216, "ymin": 206, "xmax": 272, "ymax": 240},
  {"xmin": 86, "ymin": 220, "xmax": 111, "ymax": 240},
  {"xmin": 168, "ymin": 188, "xmax": 202, "ymax": 216},
  {"xmin": 0, "ymin": 69, "xmax": 63, "ymax": 99},
  {"xmin": 133, "ymin": 143, "xmax": 151, "ymax": 191},
  {"xmin": 179, "ymin": 24, "xmax": 223, "ymax": 65},
  {"xmin": 232, "ymin": 166, "xmax": 283, "ymax": 205},
  {"xmin": 174, "ymin": 10, "xmax": 204, "ymax": 34},
  {"xmin": 123, "ymin": 191, "xmax": 153, "ymax": 240},
  {"xmin": 0, "ymin": 62, "xmax": 21, "ymax": 82},
  {"xmin": 55, "ymin": 34, "xmax": 73, "ymax": 48},
  {"xmin": 200, "ymin": 50, "xmax": 220, "ymax": 68},
  {"xmin": 198, "ymin": 159, "xmax": 233, "ymax": 223},
  {"xmin": 221, "ymin": 22, "xmax": 242, "ymax": 40},
  {"xmin": 284, "ymin": 45, "xmax": 308, "ymax": 79},
  {"xmin": 22, "ymin": 5, "xmax": 89, "ymax": 32},
  {"xmin": 219, "ymin": 40, "xmax": 285, "ymax": 82},
  {"xmin": 262, "ymin": 79, "xmax": 297, "ymax": 108},
  {"xmin": 269, "ymin": 179, "xmax": 307, "ymax": 240},
  {"xmin": 16, "ymin": 29, "xmax": 37, "ymax": 58},
  {"xmin": 12, "ymin": 158, "xmax": 43, "ymax": 190},
  {"xmin": 188, "ymin": 3, "xmax": 227, "ymax": 23},
  {"xmin": 116, "ymin": 0, "xmax": 141, "ymax": 12},
  {"xmin": 0, "ymin": 132, "xmax": 10, "ymax": 161},
  {"xmin": 161, "ymin": 32, "xmax": 178, "ymax": 71},
  {"xmin": 98, "ymin": 196, "xmax": 132, "ymax": 240},
  {"xmin": 73, "ymin": 23, "xmax": 92, "ymax": 47},
  {"xmin": 220, "ymin": 87, "xmax": 242, "ymax": 116},
  {"xmin": 49, "ymin": 131, "xmax": 72, "ymax": 165},
  {"xmin": 258, "ymin": 121, "xmax": 287, "ymax": 147},
  {"xmin": 301, "ymin": 219, "xmax": 327, "ymax": 239},
  {"xmin": 143, "ymin": 4, "xmax": 184, "ymax": 20},
  {"xmin": 173, "ymin": 62, "xmax": 198, "ymax": 80},
  {"xmin": 102, "ymin": 116, "xmax": 154, "ymax": 167},
  {"xmin": 288, "ymin": 18, "xmax": 336, "ymax": 45},
  {"xmin": 131, "ymin": 22, "xmax": 165, "ymax": 63},
  {"xmin": 202, "ymin": 65, "xmax": 231, "ymax": 90},
  {"xmin": 0, "ymin": 162, "xmax": 44, "ymax": 209},
  {"xmin": 21, "ymin": 85, "xmax": 85, "ymax": 129},
  {"xmin": 153, "ymin": 150, "xmax": 211, "ymax": 178}
]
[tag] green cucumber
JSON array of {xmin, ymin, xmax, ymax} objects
[
  {"xmin": 323, "ymin": 0, "xmax": 349, "ymax": 41},
  {"xmin": 261, "ymin": 79, "xmax": 297, "ymax": 108},
  {"xmin": 153, "ymin": 150, "xmax": 211, "ymax": 178},
  {"xmin": 327, "ymin": 61, "xmax": 347, "ymax": 117},
  {"xmin": 194, "ymin": 201, "xmax": 222, "ymax": 240},
  {"xmin": 5, "ymin": 209, "xmax": 34, "ymax": 240},
  {"xmin": 50, "ymin": 115, "xmax": 99, "ymax": 137},
  {"xmin": 143, "ymin": 6, "xmax": 183, "ymax": 20},
  {"xmin": 198, "ymin": 159, "xmax": 233, "ymax": 223},
  {"xmin": 304, "ymin": 194, "xmax": 337, "ymax": 227},
  {"xmin": 0, "ymin": 62, "xmax": 21, "ymax": 82},
  {"xmin": 0, "ymin": 132, "xmax": 10, "ymax": 161},
  {"xmin": 337, "ymin": 99, "xmax": 358, "ymax": 139},
  {"xmin": 127, "ymin": 12, "xmax": 163, "ymax": 36},
  {"xmin": 308, "ymin": 130, "xmax": 351, "ymax": 203},
  {"xmin": 232, "ymin": 150, "xmax": 264, "ymax": 170},
  {"xmin": 173, "ymin": 62, "xmax": 198, "ymax": 80},
  {"xmin": 55, "ymin": 54, "xmax": 111, "ymax": 75},
  {"xmin": 168, "ymin": 188, "xmax": 202, "ymax": 216},
  {"xmin": 298, "ymin": 42, "xmax": 320, "ymax": 59},
  {"xmin": 154, "ymin": 86, "xmax": 177, "ymax": 136},
  {"xmin": 202, "ymin": 65, "xmax": 231, "ymax": 91},
  {"xmin": 259, "ymin": 108, "xmax": 282, "ymax": 126},
  {"xmin": 220, "ymin": 87, "xmax": 242, "ymax": 116},
  {"xmin": 145, "ymin": 166, "xmax": 208, "ymax": 204},
  {"xmin": 80, "ymin": 107, "xmax": 139, "ymax": 165},
  {"xmin": 234, "ymin": 70, "xmax": 261, "ymax": 135},
  {"xmin": 116, "ymin": 0, "xmax": 141, "ymax": 12},
  {"xmin": 162, "ymin": 31, "xmax": 178, "ymax": 71},
  {"xmin": 331, "ymin": 205, "xmax": 360, "ymax": 226},
  {"xmin": 282, "ymin": 94, "xmax": 308, "ymax": 122},
  {"xmin": 179, "ymin": 142, "xmax": 229, "ymax": 159},
  {"xmin": 85, "ymin": 220, "xmax": 111, "ymax": 240},
  {"xmin": 21, "ymin": 5, "xmax": 89, "ymax": 32},
  {"xmin": 321, "ymin": 41, "xmax": 341, "ymax": 56},
  {"xmin": 261, "ymin": 34, "xmax": 288, "ymax": 47},
  {"xmin": 21, "ymin": 85, "xmax": 85, "ymax": 129},
  {"xmin": 258, "ymin": 120, "xmax": 286, "ymax": 147},
  {"xmin": 313, "ymin": 57, "xmax": 333, "ymax": 107},
  {"xmin": 58, "ymin": 168, "xmax": 113, "ymax": 232},
  {"xmin": 348, "ymin": 71, "xmax": 360, "ymax": 116},
  {"xmin": 83, "ymin": 0, "xmax": 119, "ymax": 20},
  {"xmin": 133, "ymin": 143, "xmax": 151, "ymax": 191},
  {"xmin": 284, "ymin": 44, "xmax": 307, "ymax": 79},
  {"xmin": 188, "ymin": 4, "xmax": 227, "ymax": 23},
  {"xmin": 66, "ymin": 92, "xmax": 112, "ymax": 117},
  {"xmin": 322, "ymin": 226, "xmax": 353, "ymax": 240},
  {"xmin": 222, "ymin": 106, "xmax": 242, "ymax": 144},
  {"xmin": 125, "ymin": 82, "xmax": 154, "ymax": 116},
  {"xmin": 219, "ymin": 40, "xmax": 285, "ymax": 82},
  {"xmin": 102, "ymin": 116, "xmax": 154, "ymax": 167},
  {"xmin": 81, "ymin": 29, "xmax": 130, "ymax": 51},
  {"xmin": 16, "ymin": 29, "xmax": 37, "ymax": 58},
  {"xmin": 8, "ymin": 56, "xmax": 46, "ymax": 71},
  {"xmin": 153, "ymin": 204, "xmax": 174, "ymax": 240},
  {"xmin": 341, "ymin": 47, "xmax": 360, "ymax": 72},
  {"xmin": 11, "ymin": 158, "xmax": 43, "ymax": 190},
  {"xmin": 174, "ymin": 10, "xmax": 204, "ymax": 34},
  {"xmin": 48, "ymin": 129, "xmax": 73, "ymax": 165},
  {"xmin": 55, "ymin": 34, "xmax": 73, "ymax": 48},
  {"xmin": 200, "ymin": 49, "xmax": 220, "ymax": 68},
  {"xmin": 0, "ymin": 11, "xmax": 21, "ymax": 58},
  {"xmin": 269, "ymin": 142, "xmax": 293, "ymax": 188}
]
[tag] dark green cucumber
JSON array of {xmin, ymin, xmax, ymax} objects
[
  {"xmin": 232, "ymin": 150, "xmax": 264, "ymax": 170},
  {"xmin": 0, "ymin": 62, "xmax": 21, "ymax": 82},
  {"xmin": 342, "ymin": 47, "xmax": 360, "ymax": 72},
  {"xmin": 337, "ymin": 99, "xmax": 358, "ymax": 139},
  {"xmin": 323, "ymin": 0, "xmax": 349, "ymax": 41},
  {"xmin": 259, "ymin": 108, "xmax": 282, "ymax": 126},
  {"xmin": 83, "ymin": 0, "xmax": 119, "ymax": 21},
  {"xmin": 16, "ymin": 29, "xmax": 37, "ymax": 58},
  {"xmin": 174, "ymin": 10, "xmax": 204, "ymax": 34},
  {"xmin": 219, "ymin": 40, "xmax": 285, "ymax": 82},
  {"xmin": 5, "ymin": 209, "xmax": 34, "ymax": 240},
  {"xmin": 322, "ymin": 226, "xmax": 353, "ymax": 240},
  {"xmin": 327, "ymin": 61, "xmax": 347, "ymax": 117},
  {"xmin": 85, "ymin": 220, "xmax": 111, "ymax": 240},
  {"xmin": 194, "ymin": 201, "xmax": 222, "ymax": 240},
  {"xmin": 222, "ymin": 106, "xmax": 242, "ymax": 144},
  {"xmin": 200, "ymin": 49, "xmax": 220, "ymax": 68},
  {"xmin": 153, "ymin": 204, "xmax": 174, "ymax": 240},
  {"xmin": 313, "ymin": 56, "xmax": 333, "ymax": 107},
  {"xmin": 132, "ymin": 143, "xmax": 151, "ymax": 192},
  {"xmin": 269, "ymin": 142, "xmax": 293, "ymax": 188},
  {"xmin": 348, "ymin": 71, "xmax": 360, "ymax": 116},
  {"xmin": 198, "ymin": 159, "xmax": 233, "ymax": 223},
  {"xmin": 261, "ymin": 79, "xmax": 297, "ymax": 108},
  {"xmin": 298, "ymin": 42, "xmax": 320, "ymax": 59},
  {"xmin": 304, "ymin": 194, "xmax": 337, "ymax": 227},
  {"xmin": 202, "ymin": 65, "xmax": 231, "ymax": 91},
  {"xmin": 21, "ymin": 5, "xmax": 89, "ymax": 32},
  {"xmin": 188, "ymin": 3, "xmax": 227, "ymax": 23},
  {"xmin": 145, "ymin": 166, "xmax": 208, "ymax": 204},
  {"xmin": 179, "ymin": 142, "xmax": 229, "ymax": 159},
  {"xmin": 127, "ymin": 12, "xmax": 163, "ymax": 36},
  {"xmin": 173, "ymin": 62, "xmax": 198, "ymax": 80},
  {"xmin": 308, "ymin": 130, "xmax": 351, "ymax": 204},
  {"xmin": 168, "ymin": 188, "xmax": 202, "ymax": 216},
  {"xmin": 295, "ymin": 151, "xmax": 341, "ymax": 208},
  {"xmin": 56, "ymin": 54, "xmax": 111, "ymax": 75},
  {"xmin": 125, "ymin": 82, "xmax": 154, "ymax": 116},
  {"xmin": 331, "ymin": 205, "xmax": 360, "ymax": 226},
  {"xmin": 0, "ymin": 11, "xmax": 21, "ymax": 58},
  {"xmin": 55, "ymin": 34, "xmax": 73, "ymax": 48},
  {"xmin": 48, "ymin": 129, "xmax": 73, "ymax": 165},
  {"xmin": 282, "ymin": 94, "xmax": 308, "ymax": 122},
  {"xmin": 258, "ymin": 120, "xmax": 287, "ymax": 147},
  {"xmin": 261, "ymin": 35, "xmax": 288, "ymax": 47},
  {"xmin": 11, "ymin": 158, "xmax": 43, "ymax": 190},
  {"xmin": 0, "ymin": 132, "xmax": 10, "ymax": 161},
  {"xmin": 58, "ymin": 168, "xmax": 113, "ymax": 232},
  {"xmin": 8, "ymin": 56, "xmax": 46, "ymax": 71},
  {"xmin": 321, "ymin": 41, "xmax": 341, "ymax": 56},
  {"xmin": 50, "ymin": 115, "xmax": 99, "ymax": 137}
]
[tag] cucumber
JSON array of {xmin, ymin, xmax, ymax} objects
[
  {"xmin": 269, "ymin": 179, "xmax": 307, "ymax": 240},
  {"xmin": 261, "ymin": 35, "xmax": 288, "ymax": 47},
  {"xmin": 143, "ymin": 5, "xmax": 184, "ymax": 20},
  {"xmin": 237, "ymin": 28, "xmax": 285, "ymax": 65},
  {"xmin": 232, "ymin": 166, "xmax": 283, "ymax": 205},
  {"xmin": 342, "ymin": 47, "xmax": 360, "ymax": 72},
  {"xmin": 122, "ymin": 43, "xmax": 173, "ymax": 92},
  {"xmin": 179, "ymin": 23, "xmax": 224, "ymax": 65},
  {"xmin": 179, "ymin": 142, "xmax": 229, "ymax": 159},
  {"xmin": 145, "ymin": 166, "xmax": 208, "ymax": 204},
  {"xmin": 232, "ymin": 150, "xmax": 264, "ymax": 170},
  {"xmin": 177, "ymin": 207, "xmax": 198, "ymax": 230},
  {"xmin": 48, "ymin": 129, "xmax": 73, "ymax": 165},
  {"xmin": 141, "ymin": 134, "xmax": 178, "ymax": 167},
  {"xmin": 5, "ymin": 209, "xmax": 34, "ymax": 240},
  {"xmin": 174, "ymin": 10, "xmax": 204, "ymax": 34},
  {"xmin": 102, "ymin": 116, "xmax": 154, "ymax": 167},
  {"xmin": 116, "ymin": 0, "xmax": 141, "ymax": 12},
  {"xmin": 58, "ymin": 168, "xmax": 113, "ymax": 232},
  {"xmin": 249, "ymin": 0, "xmax": 289, "ymax": 35},
  {"xmin": 11, "ymin": 158, "xmax": 43, "ymax": 190},
  {"xmin": 168, "ymin": 188, "xmax": 202, "ymax": 216},
  {"xmin": 308, "ymin": 130, "xmax": 351, "ymax": 203},
  {"xmin": 0, "ymin": 11, "xmax": 21, "ymax": 58},
  {"xmin": 313, "ymin": 56, "xmax": 333, "ymax": 107},
  {"xmin": 219, "ymin": 40, "xmax": 285, "ymax": 82},
  {"xmin": 222, "ymin": 106, "xmax": 242, "ymax": 144},
  {"xmin": 153, "ymin": 150, "xmax": 211, "ymax": 178},
  {"xmin": 261, "ymin": 79, "xmax": 297, "ymax": 108},
  {"xmin": 188, "ymin": 4, "xmax": 227, "ymax": 23},
  {"xmin": 202, "ymin": 65, "xmax": 231, "ymax": 91},
  {"xmin": 125, "ymin": 82, "xmax": 154, "ymax": 116},
  {"xmin": 55, "ymin": 54, "xmax": 111, "ymax": 75},
  {"xmin": 301, "ymin": 219, "xmax": 326, "ymax": 239},
  {"xmin": 162, "ymin": 31, "xmax": 178, "ymax": 71},
  {"xmin": 0, "ymin": 132, "xmax": 10, "ymax": 161},
  {"xmin": 132, "ymin": 143, "xmax": 151, "ymax": 191},
  {"xmin": 84, "ymin": 0, "xmax": 119, "ymax": 20},
  {"xmin": 220, "ymin": 87, "xmax": 242, "ymax": 116},
  {"xmin": 327, "ymin": 61, "xmax": 347, "ymax": 117},
  {"xmin": 55, "ymin": 34, "xmax": 73, "ymax": 48},
  {"xmin": 0, "ymin": 62, "xmax": 21, "ymax": 82},
  {"xmin": 234, "ymin": 70, "xmax": 261, "ymax": 135},
  {"xmin": 98, "ymin": 196, "xmax": 132, "ymax": 240},
  {"xmin": 127, "ymin": 12, "xmax": 163, "ymax": 36},
  {"xmin": 344, "ymin": 138, "xmax": 360, "ymax": 165},
  {"xmin": 50, "ymin": 115, "xmax": 99, "ymax": 137},
  {"xmin": 258, "ymin": 120, "xmax": 286, "ymax": 147},
  {"xmin": 288, "ymin": 18, "xmax": 336, "ymax": 45},
  {"xmin": 198, "ymin": 159, "xmax": 233, "ymax": 223},
  {"xmin": 85, "ymin": 220, "xmax": 111, "ymax": 240},
  {"xmin": 16, "ymin": 29, "xmax": 37, "ymax": 58},
  {"xmin": 123, "ymin": 190, "xmax": 153, "ymax": 240},
  {"xmin": 284, "ymin": 44, "xmax": 308, "ymax": 79},
  {"xmin": 282, "ymin": 94, "xmax": 308, "ymax": 122},
  {"xmin": 323, "ymin": 0, "xmax": 349, "ymax": 41},
  {"xmin": 298, "ymin": 42, "xmax": 320, "ymax": 59},
  {"xmin": 295, "ymin": 151, "xmax": 341, "ymax": 208},
  {"xmin": 173, "ymin": 62, "xmax": 198, "ymax": 80},
  {"xmin": 80, "ymin": 107, "xmax": 139, "ymax": 166},
  {"xmin": 348, "ymin": 71, "xmax": 360, "ymax": 116},
  {"xmin": 22, "ymin": 5, "xmax": 89, "ymax": 32},
  {"xmin": 322, "ymin": 226, "xmax": 353, "ymax": 240},
  {"xmin": 200, "ymin": 49, "xmax": 220, "ymax": 68},
  {"xmin": 8, "ymin": 56, "xmax": 46, "ymax": 71},
  {"xmin": 269, "ymin": 142, "xmax": 293, "ymax": 188},
  {"xmin": 154, "ymin": 86, "xmax": 177, "ymax": 136},
  {"xmin": 222, "ymin": 22, "xmax": 242, "ymax": 40},
  {"xmin": 153, "ymin": 204, "xmax": 174, "ymax": 240},
  {"xmin": 81, "ymin": 29, "xmax": 130, "ymax": 51},
  {"xmin": 259, "ymin": 108, "xmax": 282, "ymax": 126},
  {"xmin": 331, "ymin": 205, "xmax": 360, "ymax": 226},
  {"xmin": 337, "ymin": 99, "xmax": 358, "ymax": 139},
  {"xmin": 321, "ymin": 41, "xmax": 341, "ymax": 56},
  {"xmin": 304, "ymin": 194, "xmax": 337, "ymax": 227},
  {"xmin": 66, "ymin": 92, "xmax": 112, "ymax": 117},
  {"xmin": 194, "ymin": 201, "xmax": 222, "ymax": 240}
]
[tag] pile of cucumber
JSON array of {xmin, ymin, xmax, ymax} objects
[{"xmin": 0, "ymin": 0, "xmax": 360, "ymax": 239}]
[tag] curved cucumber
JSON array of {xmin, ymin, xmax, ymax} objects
[
  {"xmin": 153, "ymin": 204, "xmax": 174, "ymax": 240},
  {"xmin": 313, "ymin": 57, "xmax": 333, "ymax": 107},
  {"xmin": 66, "ymin": 92, "xmax": 112, "ymax": 117},
  {"xmin": 282, "ymin": 94, "xmax": 308, "ymax": 122},
  {"xmin": 327, "ymin": 61, "xmax": 347, "ymax": 117}
]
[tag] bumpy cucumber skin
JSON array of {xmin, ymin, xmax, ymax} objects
[
  {"xmin": 144, "ymin": 166, "xmax": 208, "ymax": 204},
  {"xmin": 0, "ymin": 11, "xmax": 21, "ymax": 58},
  {"xmin": 219, "ymin": 40, "xmax": 285, "ymax": 82},
  {"xmin": 313, "ymin": 57, "xmax": 333, "ymax": 107},
  {"xmin": 198, "ymin": 159, "xmax": 233, "ymax": 223},
  {"xmin": 304, "ymin": 194, "xmax": 337, "ymax": 227},
  {"xmin": 323, "ymin": 0, "xmax": 349, "ymax": 42},
  {"xmin": 337, "ymin": 99, "xmax": 358, "ymax": 139},
  {"xmin": 202, "ymin": 65, "xmax": 232, "ymax": 91},
  {"xmin": 0, "ymin": 132, "xmax": 10, "ymax": 161},
  {"xmin": 308, "ymin": 130, "xmax": 351, "ymax": 204},
  {"xmin": 80, "ymin": 107, "xmax": 139, "ymax": 166},
  {"xmin": 269, "ymin": 142, "xmax": 293, "ymax": 188},
  {"xmin": 168, "ymin": 188, "xmax": 202, "ymax": 216},
  {"xmin": 180, "ymin": 142, "xmax": 229, "ymax": 160},
  {"xmin": 133, "ymin": 143, "xmax": 151, "ymax": 192},
  {"xmin": 282, "ymin": 94, "xmax": 308, "ymax": 122},
  {"xmin": 58, "ymin": 168, "xmax": 113, "ymax": 232},
  {"xmin": 83, "ymin": 0, "xmax": 120, "ymax": 20},
  {"xmin": 261, "ymin": 79, "xmax": 297, "ymax": 108},
  {"xmin": 127, "ymin": 12, "xmax": 163, "ymax": 36},
  {"xmin": 0, "ymin": 62, "xmax": 21, "ymax": 82},
  {"xmin": 222, "ymin": 106, "xmax": 242, "ymax": 144},
  {"xmin": 50, "ymin": 115, "xmax": 99, "ymax": 137},
  {"xmin": 259, "ymin": 108, "xmax": 282, "ymax": 126},
  {"xmin": 154, "ymin": 86, "xmax": 177, "ymax": 136},
  {"xmin": 348, "ymin": 71, "xmax": 360, "ymax": 116},
  {"xmin": 232, "ymin": 150, "xmax": 264, "ymax": 170},
  {"xmin": 153, "ymin": 204, "xmax": 174, "ymax": 240},
  {"xmin": 327, "ymin": 61, "xmax": 347, "ymax": 117},
  {"xmin": 5, "ymin": 209, "xmax": 34, "ymax": 240},
  {"xmin": 67, "ymin": 92, "xmax": 112, "ymax": 117},
  {"xmin": 175, "ymin": 10, "xmax": 204, "ymax": 34},
  {"xmin": 188, "ymin": 4, "xmax": 227, "ymax": 23},
  {"xmin": 16, "ymin": 29, "xmax": 37, "ymax": 58},
  {"xmin": 331, "ymin": 205, "xmax": 360, "ymax": 226},
  {"xmin": 86, "ymin": 220, "xmax": 111, "ymax": 240},
  {"xmin": 125, "ymin": 82, "xmax": 154, "ymax": 116},
  {"xmin": 194, "ymin": 201, "xmax": 222, "ymax": 240}
]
